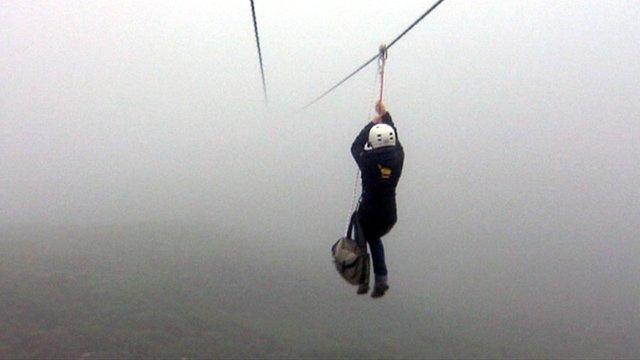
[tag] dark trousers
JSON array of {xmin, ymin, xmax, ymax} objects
[{"xmin": 357, "ymin": 198, "xmax": 397, "ymax": 280}]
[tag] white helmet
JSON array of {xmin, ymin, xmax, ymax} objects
[{"xmin": 368, "ymin": 124, "xmax": 396, "ymax": 149}]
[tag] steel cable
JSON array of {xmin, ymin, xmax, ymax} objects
[
  {"xmin": 250, "ymin": 0, "xmax": 268, "ymax": 104},
  {"xmin": 299, "ymin": 0, "xmax": 446, "ymax": 111}
]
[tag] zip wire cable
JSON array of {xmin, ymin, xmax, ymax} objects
[
  {"xmin": 386, "ymin": 0, "xmax": 446, "ymax": 48},
  {"xmin": 250, "ymin": 0, "xmax": 268, "ymax": 104},
  {"xmin": 299, "ymin": 0, "xmax": 446, "ymax": 111}
]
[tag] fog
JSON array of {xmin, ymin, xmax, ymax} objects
[{"xmin": 2, "ymin": 0, "xmax": 639, "ymax": 358}]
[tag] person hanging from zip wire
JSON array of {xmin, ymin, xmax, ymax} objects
[{"xmin": 351, "ymin": 100, "xmax": 404, "ymax": 298}]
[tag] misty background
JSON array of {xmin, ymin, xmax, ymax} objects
[{"xmin": 1, "ymin": 0, "xmax": 639, "ymax": 358}]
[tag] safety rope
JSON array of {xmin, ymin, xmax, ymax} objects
[
  {"xmin": 300, "ymin": 0, "xmax": 446, "ymax": 111},
  {"xmin": 250, "ymin": 0, "xmax": 268, "ymax": 105},
  {"xmin": 345, "ymin": 169, "xmax": 361, "ymax": 234},
  {"xmin": 345, "ymin": 48, "xmax": 389, "ymax": 233}
]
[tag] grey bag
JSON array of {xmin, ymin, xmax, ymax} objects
[{"xmin": 331, "ymin": 212, "xmax": 370, "ymax": 287}]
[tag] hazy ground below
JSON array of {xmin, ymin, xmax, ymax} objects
[{"xmin": 1, "ymin": 223, "xmax": 637, "ymax": 359}]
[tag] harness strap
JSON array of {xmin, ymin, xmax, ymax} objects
[{"xmin": 378, "ymin": 44, "xmax": 388, "ymax": 102}]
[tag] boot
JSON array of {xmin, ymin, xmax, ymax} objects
[
  {"xmin": 357, "ymin": 283, "xmax": 369, "ymax": 295},
  {"xmin": 371, "ymin": 275, "xmax": 389, "ymax": 298},
  {"xmin": 371, "ymin": 283, "xmax": 389, "ymax": 298}
]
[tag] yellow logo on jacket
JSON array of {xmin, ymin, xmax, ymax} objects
[{"xmin": 377, "ymin": 164, "xmax": 392, "ymax": 179}]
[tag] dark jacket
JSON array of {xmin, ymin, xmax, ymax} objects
[{"xmin": 351, "ymin": 112, "xmax": 404, "ymax": 204}]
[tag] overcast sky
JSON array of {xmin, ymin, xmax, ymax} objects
[{"xmin": 2, "ymin": 0, "xmax": 638, "ymax": 230}]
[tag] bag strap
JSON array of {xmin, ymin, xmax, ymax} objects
[
  {"xmin": 346, "ymin": 211, "xmax": 357, "ymax": 239},
  {"xmin": 346, "ymin": 210, "xmax": 367, "ymax": 251},
  {"xmin": 353, "ymin": 213, "xmax": 368, "ymax": 251}
]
